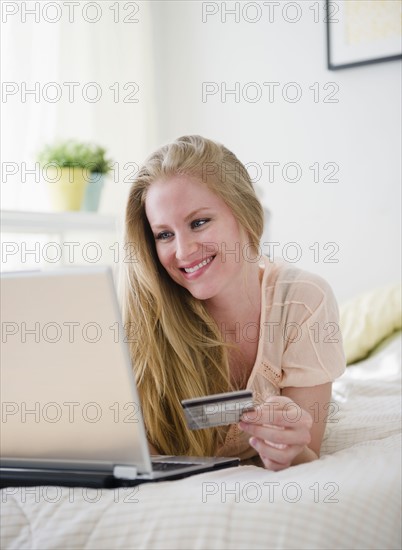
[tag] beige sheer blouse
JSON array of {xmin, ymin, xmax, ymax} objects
[{"xmin": 217, "ymin": 255, "xmax": 346, "ymax": 459}]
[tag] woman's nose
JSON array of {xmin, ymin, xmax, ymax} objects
[{"xmin": 175, "ymin": 233, "xmax": 198, "ymax": 261}]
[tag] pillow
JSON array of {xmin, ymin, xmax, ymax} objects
[{"xmin": 339, "ymin": 283, "xmax": 402, "ymax": 365}]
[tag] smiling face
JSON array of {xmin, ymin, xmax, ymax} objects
[{"xmin": 145, "ymin": 175, "xmax": 249, "ymax": 302}]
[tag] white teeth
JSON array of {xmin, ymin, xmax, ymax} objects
[{"xmin": 184, "ymin": 256, "xmax": 214, "ymax": 274}]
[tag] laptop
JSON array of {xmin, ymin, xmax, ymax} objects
[{"xmin": 0, "ymin": 267, "xmax": 239, "ymax": 488}]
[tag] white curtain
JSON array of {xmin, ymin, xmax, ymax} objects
[{"xmin": 1, "ymin": 0, "xmax": 157, "ymax": 215}]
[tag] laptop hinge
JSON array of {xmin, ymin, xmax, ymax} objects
[{"xmin": 113, "ymin": 465, "xmax": 138, "ymax": 480}]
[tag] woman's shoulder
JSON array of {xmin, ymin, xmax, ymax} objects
[{"xmin": 261, "ymin": 256, "xmax": 336, "ymax": 314}]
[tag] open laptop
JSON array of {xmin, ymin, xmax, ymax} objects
[{"xmin": 0, "ymin": 267, "xmax": 239, "ymax": 488}]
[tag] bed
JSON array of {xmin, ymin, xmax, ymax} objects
[{"xmin": 1, "ymin": 286, "xmax": 401, "ymax": 550}]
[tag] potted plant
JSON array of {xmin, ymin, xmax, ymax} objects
[
  {"xmin": 81, "ymin": 144, "xmax": 112, "ymax": 212},
  {"xmin": 38, "ymin": 140, "xmax": 112, "ymax": 212}
]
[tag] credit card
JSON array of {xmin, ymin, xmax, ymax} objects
[{"xmin": 181, "ymin": 390, "xmax": 255, "ymax": 430}]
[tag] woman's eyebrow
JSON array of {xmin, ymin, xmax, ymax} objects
[
  {"xmin": 151, "ymin": 208, "xmax": 212, "ymax": 230},
  {"xmin": 183, "ymin": 207, "xmax": 211, "ymax": 222}
]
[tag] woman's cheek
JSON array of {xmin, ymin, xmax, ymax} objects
[
  {"xmin": 200, "ymin": 230, "xmax": 220, "ymax": 256},
  {"xmin": 155, "ymin": 243, "xmax": 171, "ymax": 267}
]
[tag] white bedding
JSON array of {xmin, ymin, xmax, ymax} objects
[{"xmin": 1, "ymin": 332, "xmax": 401, "ymax": 550}]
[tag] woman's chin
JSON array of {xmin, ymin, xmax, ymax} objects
[{"xmin": 189, "ymin": 290, "xmax": 214, "ymax": 301}]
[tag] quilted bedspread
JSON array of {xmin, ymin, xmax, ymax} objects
[{"xmin": 1, "ymin": 333, "xmax": 401, "ymax": 550}]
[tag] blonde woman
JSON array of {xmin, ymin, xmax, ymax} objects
[{"xmin": 123, "ymin": 135, "xmax": 345, "ymax": 471}]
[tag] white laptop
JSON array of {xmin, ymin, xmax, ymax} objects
[{"xmin": 0, "ymin": 267, "xmax": 239, "ymax": 488}]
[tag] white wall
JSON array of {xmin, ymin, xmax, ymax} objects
[
  {"xmin": 1, "ymin": 1, "xmax": 157, "ymax": 217},
  {"xmin": 2, "ymin": 1, "xmax": 400, "ymax": 302},
  {"xmin": 147, "ymin": 0, "xmax": 401, "ymax": 303}
]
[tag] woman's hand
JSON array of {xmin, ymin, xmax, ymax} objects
[{"xmin": 238, "ymin": 396, "xmax": 314, "ymax": 471}]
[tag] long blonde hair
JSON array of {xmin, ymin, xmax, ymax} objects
[{"xmin": 123, "ymin": 135, "xmax": 264, "ymax": 456}]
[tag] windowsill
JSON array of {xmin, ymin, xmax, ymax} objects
[{"xmin": 0, "ymin": 210, "xmax": 118, "ymax": 234}]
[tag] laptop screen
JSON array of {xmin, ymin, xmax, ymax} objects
[{"xmin": 1, "ymin": 267, "xmax": 152, "ymax": 474}]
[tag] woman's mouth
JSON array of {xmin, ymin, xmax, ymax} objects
[{"xmin": 180, "ymin": 255, "xmax": 216, "ymax": 276}]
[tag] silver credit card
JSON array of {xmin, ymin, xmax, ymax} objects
[{"xmin": 181, "ymin": 390, "xmax": 255, "ymax": 430}]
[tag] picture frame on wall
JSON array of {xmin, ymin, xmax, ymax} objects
[{"xmin": 326, "ymin": 0, "xmax": 402, "ymax": 70}]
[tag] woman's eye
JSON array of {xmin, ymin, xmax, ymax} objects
[
  {"xmin": 156, "ymin": 231, "xmax": 172, "ymax": 241},
  {"xmin": 191, "ymin": 218, "xmax": 210, "ymax": 229}
]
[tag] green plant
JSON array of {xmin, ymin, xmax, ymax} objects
[{"xmin": 37, "ymin": 140, "xmax": 113, "ymax": 174}]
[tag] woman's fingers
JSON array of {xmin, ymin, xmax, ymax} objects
[
  {"xmin": 238, "ymin": 421, "xmax": 311, "ymax": 447},
  {"xmin": 248, "ymin": 437, "xmax": 304, "ymax": 469},
  {"xmin": 240, "ymin": 399, "xmax": 313, "ymax": 431},
  {"xmin": 239, "ymin": 397, "xmax": 314, "ymax": 471},
  {"xmin": 244, "ymin": 404, "xmax": 312, "ymax": 427}
]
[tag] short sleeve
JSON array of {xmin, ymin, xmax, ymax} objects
[{"xmin": 279, "ymin": 273, "xmax": 346, "ymax": 388}]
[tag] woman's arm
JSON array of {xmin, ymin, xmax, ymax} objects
[{"xmin": 282, "ymin": 382, "xmax": 332, "ymax": 463}]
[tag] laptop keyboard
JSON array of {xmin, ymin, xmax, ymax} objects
[{"xmin": 151, "ymin": 461, "xmax": 199, "ymax": 472}]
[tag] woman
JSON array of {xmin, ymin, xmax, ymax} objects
[{"xmin": 123, "ymin": 135, "xmax": 345, "ymax": 471}]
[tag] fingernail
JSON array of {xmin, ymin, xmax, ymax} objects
[
  {"xmin": 268, "ymin": 442, "xmax": 287, "ymax": 450},
  {"xmin": 275, "ymin": 443, "xmax": 287, "ymax": 450},
  {"xmin": 249, "ymin": 437, "xmax": 257, "ymax": 447}
]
